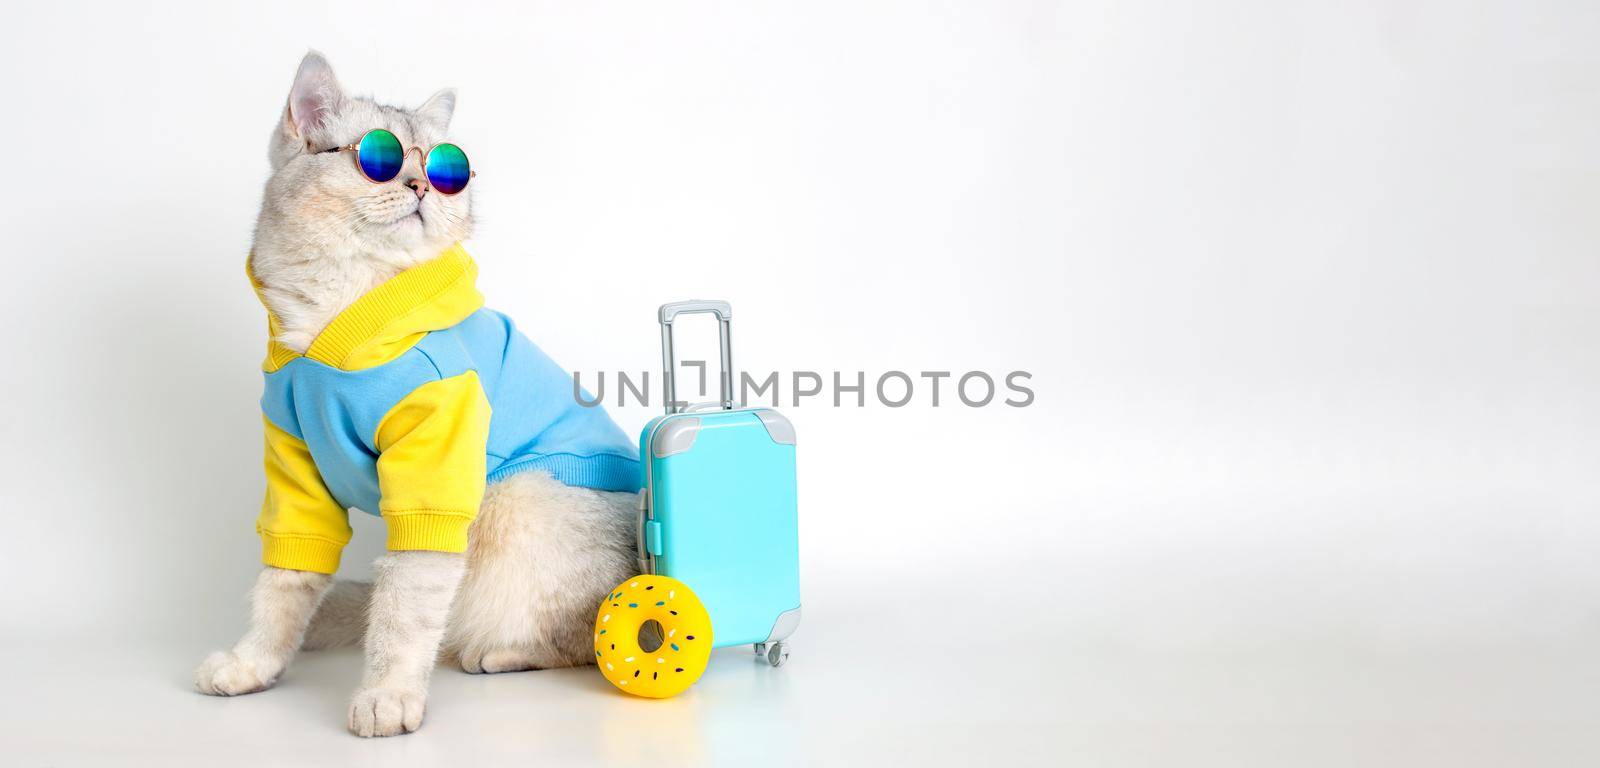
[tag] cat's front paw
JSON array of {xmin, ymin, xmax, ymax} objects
[
  {"xmin": 194, "ymin": 650, "xmax": 278, "ymax": 696},
  {"xmin": 348, "ymin": 687, "xmax": 426, "ymax": 737}
]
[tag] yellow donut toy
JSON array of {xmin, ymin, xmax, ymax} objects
[{"xmin": 593, "ymin": 574, "xmax": 713, "ymax": 698}]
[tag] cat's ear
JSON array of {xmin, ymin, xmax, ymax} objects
[
  {"xmin": 417, "ymin": 88, "xmax": 456, "ymax": 130},
  {"xmin": 283, "ymin": 51, "xmax": 344, "ymax": 144}
]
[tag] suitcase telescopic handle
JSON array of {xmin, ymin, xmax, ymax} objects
[{"xmin": 658, "ymin": 300, "xmax": 734, "ymax": 415}]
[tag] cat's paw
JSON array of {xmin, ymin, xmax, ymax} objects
[
  {"xmin": 348, "ymin": 687, "xmax": 426, "ymax": 737},
  {"xmin": 459, "ymin": 647, "xmax": 543, "ymax": 674},
  {"xmin": 194, "ymin": 650, "xmax": 277, "ymax": 696}
]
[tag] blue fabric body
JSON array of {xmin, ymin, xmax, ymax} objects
[{"xmin": 261, "ymin": 308, "xmax": 639, "ymax": 515}]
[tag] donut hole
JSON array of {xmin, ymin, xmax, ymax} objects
[{"xmin": 637, "ymin": 619, "xmax": 665, "ymax": 653}]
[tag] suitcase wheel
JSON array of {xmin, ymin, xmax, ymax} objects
[{"xmin": 754, "ymin": 641, "xmax": 790, "ymax": 667}]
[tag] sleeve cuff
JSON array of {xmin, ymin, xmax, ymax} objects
[
  {"xmin": 381, "ymin": 511, "xmax": 474, "ymax": 553},
  {"xmin": 260, "ymin": 531, "xmax": 345, "ymax": 574}
]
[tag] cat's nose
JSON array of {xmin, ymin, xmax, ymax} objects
[{"xmin": 403, "ymin": 177, "xmax": 429, "ymax": 199}]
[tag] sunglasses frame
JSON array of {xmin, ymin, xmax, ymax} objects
[{"xmin": 333, "ymin": 128, "xmax": 477, "ymax": 195}]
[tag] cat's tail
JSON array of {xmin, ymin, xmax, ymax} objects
[{"xmin": 301, "ymin": 580, "xmax": 371, "ymax": 650}]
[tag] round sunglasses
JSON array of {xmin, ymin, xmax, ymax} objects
[{"xmin": 328, "ymin": 128, "xmax": 475, "ymax": 195}]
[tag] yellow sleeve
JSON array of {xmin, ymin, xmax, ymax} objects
[
  {"xmin": 372, "ymin": 371, "xmax": 492, "ymax": 553},
  {"xmin": 256, "ymin": 416, "xmax": 351, "ymax": 574}
]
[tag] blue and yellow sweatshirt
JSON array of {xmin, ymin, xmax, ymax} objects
[{"xmin": 251, "ymin": 244, "xmax": 638, "ymax": 574}]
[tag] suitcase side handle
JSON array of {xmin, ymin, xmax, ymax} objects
[{"xmin": 659, "ymin": 300, "xmax": 734, "ymax": 414}]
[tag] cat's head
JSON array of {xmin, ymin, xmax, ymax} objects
[{"xmin": 253, "ymin": 52, "xmax": 473, "ymax": 276}]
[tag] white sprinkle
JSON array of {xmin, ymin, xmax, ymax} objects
[
  {"xmin": 630, "ymin": 582, "xmax": 639, "ymax": 588},
  {"xmin": 669, "ymin": 591, "xmax": 675, "ymax": 599},
  {"xmin": 624, "ymin": 656, "xmax": 636, "ymax": 663},
  {"xmin": 606, "ymin": 663, "xmax": 613, "ymax": 671},
  {"xmin": 668, "ymin": 629, "xmax": 676, "ymax": 638},
  {"xmin": 657, "ymin": 658, "xmax": 665, "ymax": 663},
  {"xmin": 618, "ymin": 679, "xmax": 628, "ymax": 686},
  {"xmin": 602, "ymin": 614, "xmax": 610, "ymax": 623}
]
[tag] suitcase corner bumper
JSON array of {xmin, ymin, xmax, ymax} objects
[{"xmin": 764, "ymin": 606, "xmax": 802, "ymax": 643}]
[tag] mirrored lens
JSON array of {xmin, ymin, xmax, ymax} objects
[
  {"xmin": 426, "ymin": 143, "xmax": 471, "ymax": 195},
  {"xmin": 357, "ymin": 129, "xmax": 404, "ymax": 183}
]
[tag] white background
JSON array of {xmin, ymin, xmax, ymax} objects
[{"xmin": 1, "ymin": 1, "xmax": 1597, "ymax": 765}]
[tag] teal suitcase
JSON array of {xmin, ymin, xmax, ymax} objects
[{"xmin": 636, "ymin": 301, "xmax": 801, "ymax": 667}]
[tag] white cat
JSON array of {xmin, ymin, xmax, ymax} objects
[{"xmin": 194, "ymin": 51, "xmax": 637, "ymax": 738}]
